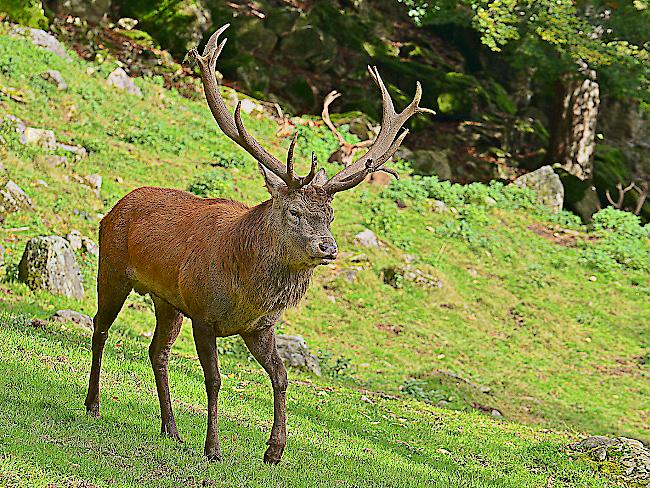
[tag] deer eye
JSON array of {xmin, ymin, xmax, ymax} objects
[{"xmin": 288, "ymin": 208, "xmax": 300, "ymax": 218}]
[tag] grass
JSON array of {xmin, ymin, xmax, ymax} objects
[
  {"xmin": 0, "ymin": 313, "xmax": 613, "ymax": 487},
  {"xmin": 0, "ymin": 25, "xmax": 648, "ymax": 486}
]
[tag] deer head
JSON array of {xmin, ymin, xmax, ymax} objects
[{"xmin": 188, "ymin": 24, "xmax": 433, "ymax": 267}]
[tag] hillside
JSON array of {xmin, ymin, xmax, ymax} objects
[{"xmin": 0, "ymin": 25, "xmax": 649, "ymax": 487}]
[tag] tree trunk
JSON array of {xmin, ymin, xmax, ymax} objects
[{"xmin": 547, "ymin": 68, "xmax": 600, "ymax": 180}]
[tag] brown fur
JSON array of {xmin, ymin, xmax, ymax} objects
[{"xmin": 85, "ymin": 182, "xmax": 336, "ymax": 464}]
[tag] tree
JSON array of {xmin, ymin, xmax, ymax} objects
[{"xmin": 399, "ymin": 0, "xmax": 650, "ymax": 180}]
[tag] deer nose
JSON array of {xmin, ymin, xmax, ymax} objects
[{"xmin": 318, "ymin": 238, "xmax": 338, "ymax": 256}]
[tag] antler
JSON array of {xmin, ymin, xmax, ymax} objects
[
  {"xmin": 187, "ymin": 24, "xmax": 317, "ymax": 190},
  {"xmin": 322, "ymin": 90, "xmax": 373, "ymax": 167},
  {"xmin": 605, "ymin": 181, "xmax": 635, "ymax": 209},
  {"xmin": 323, "ymin": 66, "xmax": 435, "ymax": 195}
]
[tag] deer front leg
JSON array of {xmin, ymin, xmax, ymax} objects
[
  {"xmin": 241, "ymin": 321, "xmax": 288, "ymax": 464},
  {"xmin": 192, "ymin": 321, "xmax": 222, "ymax": 461}
]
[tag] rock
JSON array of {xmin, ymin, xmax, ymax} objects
[
  {"xmin": 239, "ymin": 98, "xmax": 264, "ymax": 115},
  {"xmin": 18, "ymin": 236, "xmax": 84, "ymax": 299},
  {"xmin": 382, "ymin": 265, "xmax": 442, "ymax": 290},
  {"xmin": 53, "ymin": 0, "xmax": 112, "ymax": 24},
  {"xmin": 40, "ymin": 70, "xmax": 68, "ymax": 90},
  {"xmin": 82, "ymin": 237, "xmax": 99, "ymax": 257},
  {"xmin": 66, "ymin": 230, "xmax": 83, "ymax": 251},
  {"xmin": 353, "ymin": 229, "xmax": 380, "ymax": 248},
  {"xmin": 51, "ymin": 309, "xmax": 93, "ymax": 331},
  {"xmin": 430, "ymin": 200, "xmax": 449, "ymax": 213},
  {"xmin": 411, "ymin": 149, "xmax": 452, "ymax": 180},
  {"xmin": 0, "ymin": 180, "xmax": 33, "ymax": 221},
  {"xmin": 280, "ymin": 26, "xmax": 337, "ymax": 70},
  {"xmin": 10, "ymin": 27, "xmax": 70, "ymax": 60},
  {"xmin": 84, "ymin": 174, "xmax": 102, "ymax": 198},
  {"xmin": 107, "ymin": 68, "xmax": 142, "ymax": 97},
  {"xmin": 56, "ymin": 142, "xmax": 87, "ymax": 160},
  {"xmin": 44, "ymin": 155, "xmax": 69, "ymax": 168},
  {"xmin": 392, "ymin": 145, "xmax": 414, "ymax": 163},
  {"xmin": 513, "ymin": 165, "xmax": 564, "ymax": 213},
  {"xmin": 559, "ymin": 170, "xmax": 601, "ymax": 222},
  {"xmin": 275, "ymin": 335, "xmax": 321, "ymax": 376},
  {"xmin": 20, "ymin": 127, "xmax": 57, "ymax": 150},
  {"xmin": 569, "ymin": 436, "xmax": 650, "ymax": 484}
]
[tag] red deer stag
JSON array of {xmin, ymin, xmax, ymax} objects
[{"xmin": 85, "ymin": 24, "xmax": 433, "ymax": 464}]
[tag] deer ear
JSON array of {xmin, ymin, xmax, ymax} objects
[
  {"xmin": 310, "ymin": 168, "xmax": 328, "ymax": 187},
  {"xmin": 258, "ymin": 163, "xmax": 285, "ymax": 197}
]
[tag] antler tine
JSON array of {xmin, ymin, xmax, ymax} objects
[
  {"xmin": 322, "ymin": 91, "xmax": 347, "ymax": 146},
  {"xmin": 323, "ymin": 67, "xmax": 435, "ymax": 195},
  {"xmin": 191, "ymin": 24, "xmax": 318, "ymax": 192}
]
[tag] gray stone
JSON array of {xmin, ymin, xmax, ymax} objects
[
  {"xmin": 41, "ymin": 70, "xmax": 68, "ymax": 90},
  {"xmin": 20, "ymin": 127, "xmax": 57, "ymax": 150},
  {"xmin": 45, "ymin": 155, "xmax": 69, "ymax": 168},
  {"xmin": 56, "ymin": 0, "xmax": 112, "ymax": 23},
  {"xmin": 82, "ymin": 237, "xmax": 99, "ymax": 257},
  {"xmin": 56, "ymin": 142, "xmax": 87, "ymax": 160},
  {"xmin": 107, "ymin": 68, "xmax": 142, "ymax": 97},
  {"xmin": 275, "ymin": 335, "xmax": 321, "ymax": 376},
  {"xmin": 392, "ymin": 145, "xmax": 414, "ymax": 163},
  {"xmin": 411, "ymin": 149, "xmax": 452, "ymax": 180},
  {"xmin": 0, "ymin": 181, "xmax": 33, "ymax": 221},
  {"xmin": 382, "ymin": 264, "xmax": 442, "ymax": 290},
  {"xmin": 430, "ymin": 200, "xmax": 449, "ymax": 213},
  {"xmin": 84, "ymin": 174, "xmax": 102, "ymax": 198},
  {"xmin": 569, "ymin": 436, "xmax": 650, "ymax": 484},
  {"xmin": 353, "ymin": 228, "xmax": 380, "ymax": 248},
  {"xmin": 513, "ymin": 165, "xmax": 564, "ymax": 213},
  {"xmin": 10, "ymin": 27, "xmax": 70, "ymax": 60},
  {"xmin": 18, "ymin": 236, "xmax": 84, "ymax": 299},
  {"xmin": 51, "ymin": 309, "xmax": 93, "ymax": 331},
  {"xmin": 66, "ymin": 230, "xmax": 83, "ymax": 251}
]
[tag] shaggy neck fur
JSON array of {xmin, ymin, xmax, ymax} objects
[{"xmin": 227, "ymin": 200, "xmax": 314, "ymax": 315}]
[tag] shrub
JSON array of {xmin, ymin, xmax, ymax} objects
[{"xmin": 187, "ymin": 170, "xmax": 236, "ymax": 199}]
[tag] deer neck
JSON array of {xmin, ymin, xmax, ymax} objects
[{"xmin": 232, "ymin": 200, "xmax": 315, "ymax": 311}]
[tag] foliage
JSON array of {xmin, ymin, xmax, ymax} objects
[
  {"xmin": 187, "ymin": 169, "xmax": 237, "ymax": 199},
  {"xmin": 399, "ymin": 0, "xmax": 650, "ymax": 101},
  {"xmin": 0, "ymin": 0, "xmax": 48, "ymax": 29}
]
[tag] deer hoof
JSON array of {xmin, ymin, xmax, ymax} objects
[
  {"xmin": 205, "ymin": 449, "xmax": 223, "ymax": 462},
  {"xmin": 263, "ymin": 444, "xmax": 284, "ymax": 464},
  {"xmin": 161, "ymin": 423, "xmax": 183, "ymax": 442},
  {"xmin": 86, "ymin": 403, "xmax": 100, "ymax": 418}
]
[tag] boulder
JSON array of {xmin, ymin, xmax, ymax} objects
[
  {"xmin": 513, "ymin": 166, "xmax": 564, "ymax": 213},
  {"xmin": 66, "ymin": 230, "xmax": 83, "ymax": 251},
  {"xmin": 411, "ymin": 149, "xmax": 452, "ymax": 180},
  {"xmin": 51, "ymin": 0, "xmax": 111, "ymax": 24},
  {"xmin": 84, "ymin": 174, "xmax": 102, "ymax": 198},
  {"xmin": 275, "ymin": 335, "xmax": 321, "ymax": 376},
  {"xmin": 56, "ymin": 142, "xmax": 87, "ymax": 160},
  {"xmin": 558, "ymin": 170, "xmax": 601, "ymax": 222},
  {"xmin": 20, "ymin": 127, "xmax": 57, "ymax": 150},
  {"xmin": 353, "ymin": 228, "xmax": 380, "ymax": 248},
  {"xmin": 569, "ymin": 436, "xmax": 649, "ymax": 484},
  {"xmin": 10, "ymin": 27, "xmax": 70, "ymax": 60},
  {"xmin": 280, "ymin": 26, "xmax": 337, "ymax": 70},
  {"xmin": 18, "ymin": 236, "xmax": 84, "ymax": 299},
  {"xmin": 107, "ymin": 68, "xmax": 142, "ymax": 97},
  {"xmin": 40, "ymin": 70, "xmax": 68, "ymax": 90},
  {"xmin": 82, "ymin": 237, "xmax": 99, "ymax": 257},
  {"xmin": 382, "ymin": 265, "xmax": 442, "ymax": 290},
  {"xmin": 51, "ymin": 309, "xmax": 93, "ymax": 331},
  {"xmin": 0, "ymin": 180, "xmax": 33, "ymax": 221}
]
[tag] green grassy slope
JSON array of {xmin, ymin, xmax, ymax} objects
[
  {"xmin": 0, "ymin": 27, "xmax": 648, "ymax": 486},
  {"xmin": 0, "ymin": 313, "xmax": 613, "ymax": 487}
]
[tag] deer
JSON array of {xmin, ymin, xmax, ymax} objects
[{"xmin": 84, "ymin": 23, "xmax": 433, "ymax": 464}]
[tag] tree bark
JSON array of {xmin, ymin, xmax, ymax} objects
[{"xmin": 547, "ymin": 68, "xmax": 600, "ymax": 180}]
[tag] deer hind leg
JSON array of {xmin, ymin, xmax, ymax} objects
[
  {"xmin": 149, "ymin": 295, "xmax": 183, "ymax": 441},
  {"xmin": 242, "ymin": 320, "xmax": 288, "ymax": 465},
  {"xmin": 85, "ymin": 267, "xmax": 131, "ymax": 417},
  {"xmin": 192, "ymin": 321, "xmax": 222, "ymax": 461}
]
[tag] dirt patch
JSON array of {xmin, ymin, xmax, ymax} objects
[
  {"xmin": 375, "ymin": 323, "xmax": 403, "ymax": 336},
  {"xmin": 527, "ymin": 224, "xmax": 584, "ymax": 247}
]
